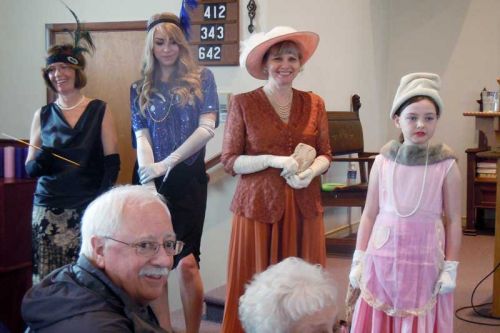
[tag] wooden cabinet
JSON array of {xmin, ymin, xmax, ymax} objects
[
  {"xmin": 0, "ymin": 179, "xmax": 36, "ymax": 333},
  {"xmin": 465, "ymin": 148, "xmax": 498, "ymax": 234}
]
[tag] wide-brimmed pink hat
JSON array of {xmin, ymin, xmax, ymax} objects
[{"xmin": 241, "ymin": 26, "xmax": 319, "ymax": 80}]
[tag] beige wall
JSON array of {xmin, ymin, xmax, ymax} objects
[
  {"xmin": 385, "ymin": 0, "xmax": 500, "ymax": 239},
  {"xmin": 1, "ymin": 0, "xmax": 493, "ymax": 310}
]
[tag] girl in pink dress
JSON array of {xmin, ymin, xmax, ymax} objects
[{"xmin": 349, "ymin": 73, "xmax": 462, "ymax": 333}]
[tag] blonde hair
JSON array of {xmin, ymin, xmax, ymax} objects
[{"xmin": 136, "ymin": 13, "xmax": 202, "ymax": 116}]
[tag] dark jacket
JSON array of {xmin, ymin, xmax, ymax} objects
[{"xmin": 22, "ymin": 256, "xmax": 167, "ymax": 333}]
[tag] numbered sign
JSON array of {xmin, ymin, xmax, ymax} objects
[
  {"xmin": 200, "ymin": 24, "xmax": 224, "ymax": 40},
  {"xmin": 203, "ymin": 3, "xmax": 227, "ymax": 20},
  {"xmin": 188, "ymin": 0, "xmax": 239, "ymax": 66}
]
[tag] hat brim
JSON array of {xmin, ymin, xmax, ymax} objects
[{"xmin": 245, "ymin": 31, "xmax": 319, "ymax": 80}]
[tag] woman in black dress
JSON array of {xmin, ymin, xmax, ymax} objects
[{"xmin": 26, "ymin": 38, "xmax": 120, "ymax": 281}]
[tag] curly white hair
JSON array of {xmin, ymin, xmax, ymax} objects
[{"xmin": 239, "ymin": 257, "xmax": 337, "ymax": 333}]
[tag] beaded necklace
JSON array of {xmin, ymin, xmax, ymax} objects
[
  {"xmin": 263, "ymin": 86, "xmax": 292, "ymax": 121},
  {"xmin": 56, "ymin": 96, "xmax": 85, "ymax": 111},
  {"xmin": 390, "ymin": 143, "xmax": 429, "ymax": 217},
  {"xmin": 147, "ymin": 92, "xmax": 175, "ymax": 123}
]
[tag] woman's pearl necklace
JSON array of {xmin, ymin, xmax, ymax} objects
[
  {"xmin": 56, "ymin": 96, "xmax": 85, "ymax": 111},
  {"xmin": 263, "ymin": 86, "xmax": 292, "ymax": 120}
]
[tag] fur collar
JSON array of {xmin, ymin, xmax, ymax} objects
[{"xmin": 380, "ymin": 140, "xmax": 457, "ymax": 165}]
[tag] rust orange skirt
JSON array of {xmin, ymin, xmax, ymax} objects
[{"xmin": 221, "ymin": 186, "xmax": 326, "ymax": 333}]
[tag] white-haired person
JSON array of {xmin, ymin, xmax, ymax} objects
[
  {"xmin": 22, "ymin": 185, "xmax": 183, "ymax": 333},
  {"xmin": 221, "ymin": 26, "xmax": 332, "ymax": 332},
  {"xmin": 130, "ymin": 11, "xmax": 219, "ymax": 332},
  {"xmin": 239, "ymin": 257, "xmax": 347, "ymax": 333}
]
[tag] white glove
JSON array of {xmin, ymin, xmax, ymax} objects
[
  {"xmin": 268, "ymin": 156, "xmax": 299, "ymax": 177},
  {"xmin": 437, "ymin": 261, "xmax": 459, "ymax": 294},
  {"xmin": 138, "ymin": 155, "xmax": 177, "ymax": 184},
  {"xmin": 136, "ymin": 114, "xmax": 215, "ymax": 184},
  {"xmin": 285, "ymin": 156, "xmax": 330, "ymax": 189},
  {"xmin": 233, "ymin": 155, "xmax": 298, "ymax": 176},
  {"xmin": 349, "ymin": 250, "xmax": 365, "ymax": 289}
]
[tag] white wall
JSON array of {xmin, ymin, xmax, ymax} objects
[
  {"xmin": 0, "ymin": 0, "xmax": 389, "ymax": 147},
  {"xmin": 6, "ymin": 0, "xmax": 493, "ymax": 311},
  {"xmin": 386, "ymin": 0, "xmax": 500, "ymax": 221},
  {"xmin": 0, "ymin": 0, "xmax": 390, "ymax": 310}
]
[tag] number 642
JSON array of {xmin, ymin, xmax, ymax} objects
[{"xmin": 198, "ymin": 46, "xmax": 222, "ymax": 61}]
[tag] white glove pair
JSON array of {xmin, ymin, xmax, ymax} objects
[
  {"xmin": 285, "ymin": 156, "xmax": 330, "ymax": 189},
  {"xmin": 232, "ymin": 154, "xmax": 298, "ymax": 176},
  {"xmin": 233, "ymin": 142, "xmax": 317, "ymax": 177},
  {"xmin": 349, "ymin": 250, "xmax": 459, "ymax": 296},
  {"xmin": 233, "ymin": 153, "xmax": 329, "ymax": 189},
  {"xmin": 137, "ymin": 114, "xmax": 216, "ymax": 185},
  {"xmin": 233, "ymin": 154, "xmax": 328, "ymax": 189},
  {"xmin": 138, "ymin": 154, "xmax": 177, "ymax": 184}
]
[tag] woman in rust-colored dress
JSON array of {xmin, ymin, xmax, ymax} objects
[{"xmin": 221, "ymin": 26, "xmax": 332, "ymax": 333}]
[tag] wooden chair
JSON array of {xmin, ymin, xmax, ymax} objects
[{"xmin": 321, "ymin": 94, "xmax": 377, "ymax": 255}]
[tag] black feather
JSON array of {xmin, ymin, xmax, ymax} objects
[{"xmin": 61, "ymin": 1, "xmax": 95, "ymax": 55}]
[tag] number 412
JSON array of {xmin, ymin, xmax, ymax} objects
[{"xmin": 203, "ymin": 4, "xmax": 226, "ymax": 20}]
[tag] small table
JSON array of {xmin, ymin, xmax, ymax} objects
[{"xmin": 463, "ymin": 112, "xmax": 500, "ymax": 316}]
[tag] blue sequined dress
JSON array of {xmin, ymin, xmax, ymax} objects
[{"xmin": 130, "ymin": 68, "xmax": 219, "ymax": 267}]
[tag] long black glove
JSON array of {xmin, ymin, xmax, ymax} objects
[
  {"xmin": 98, "ymin": 154, "xmax": 121, "ymax": 194},
  {"xmin": 25, "ymin": 146, "xmax": 55, "ymax": 177}
]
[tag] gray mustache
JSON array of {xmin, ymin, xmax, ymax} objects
[{"xmin": 139, "ymin": 266, "xmax": 170, "ymax": 277}]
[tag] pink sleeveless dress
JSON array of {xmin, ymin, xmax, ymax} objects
[{"xmin": 350, "ymin": 154, "xmax": 455, "ymax": 333}]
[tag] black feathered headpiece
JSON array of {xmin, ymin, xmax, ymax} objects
[{"xmin": 46, "ymin": 2, "xmax": 95, "ymax": 68}]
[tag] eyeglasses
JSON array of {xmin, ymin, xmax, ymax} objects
[{"xmin": 104, "ymin": 236, "xmax": 184, "ymax": 257}]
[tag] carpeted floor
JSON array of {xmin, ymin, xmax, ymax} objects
[{"xmin": 173, "ymin": 234, "xmax": 500, "ymax": 332}]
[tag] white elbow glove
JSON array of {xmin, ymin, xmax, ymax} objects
[
  {"xmin": 233, "ymin": 155, "xmax": 298, "ymax": 176},
  {"xmin": 348, "ymin": 250, "xmax": 365, "ymax": 289},
  {"xmin": 269, "ymin": 155, "xmax": 299, "ymax": 177},
  {"xmin": 138, "ymin": 117, "xmax": 215, "ymax": 184},
  {"xmin": 437, "ymin": 261, "xmax": 459, "ymax": 294},
  {"xmin": 138, "ymin": 155, "xmax": 177, "ymax": 184},
  {"xmin": 285, "ymin": 156, "xmax": 330, "ymax": 189}
]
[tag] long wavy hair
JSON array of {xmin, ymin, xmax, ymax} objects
[{"xmin": 137, "ymin": 13, "xmax": 202, "ymax": 116}]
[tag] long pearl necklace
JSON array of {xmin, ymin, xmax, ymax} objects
[
  {"xmin": 391, "ymin": 143, "xmax": 429, "ymax": 217},
  {"xmin": 147, "ymin": 91, "xmax": 175, "ymax": 123},
  {"xmin": 56, "ymin": 96, "xmax": 85, "ymax": 111},
  {"xmin": 263, "ymin": 86, "xmax": 292, "ymax": 121}
]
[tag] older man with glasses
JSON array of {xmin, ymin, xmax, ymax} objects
[{"xmin": 22, "ymin": 185, "xmax": 182, "ymax": 333}]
